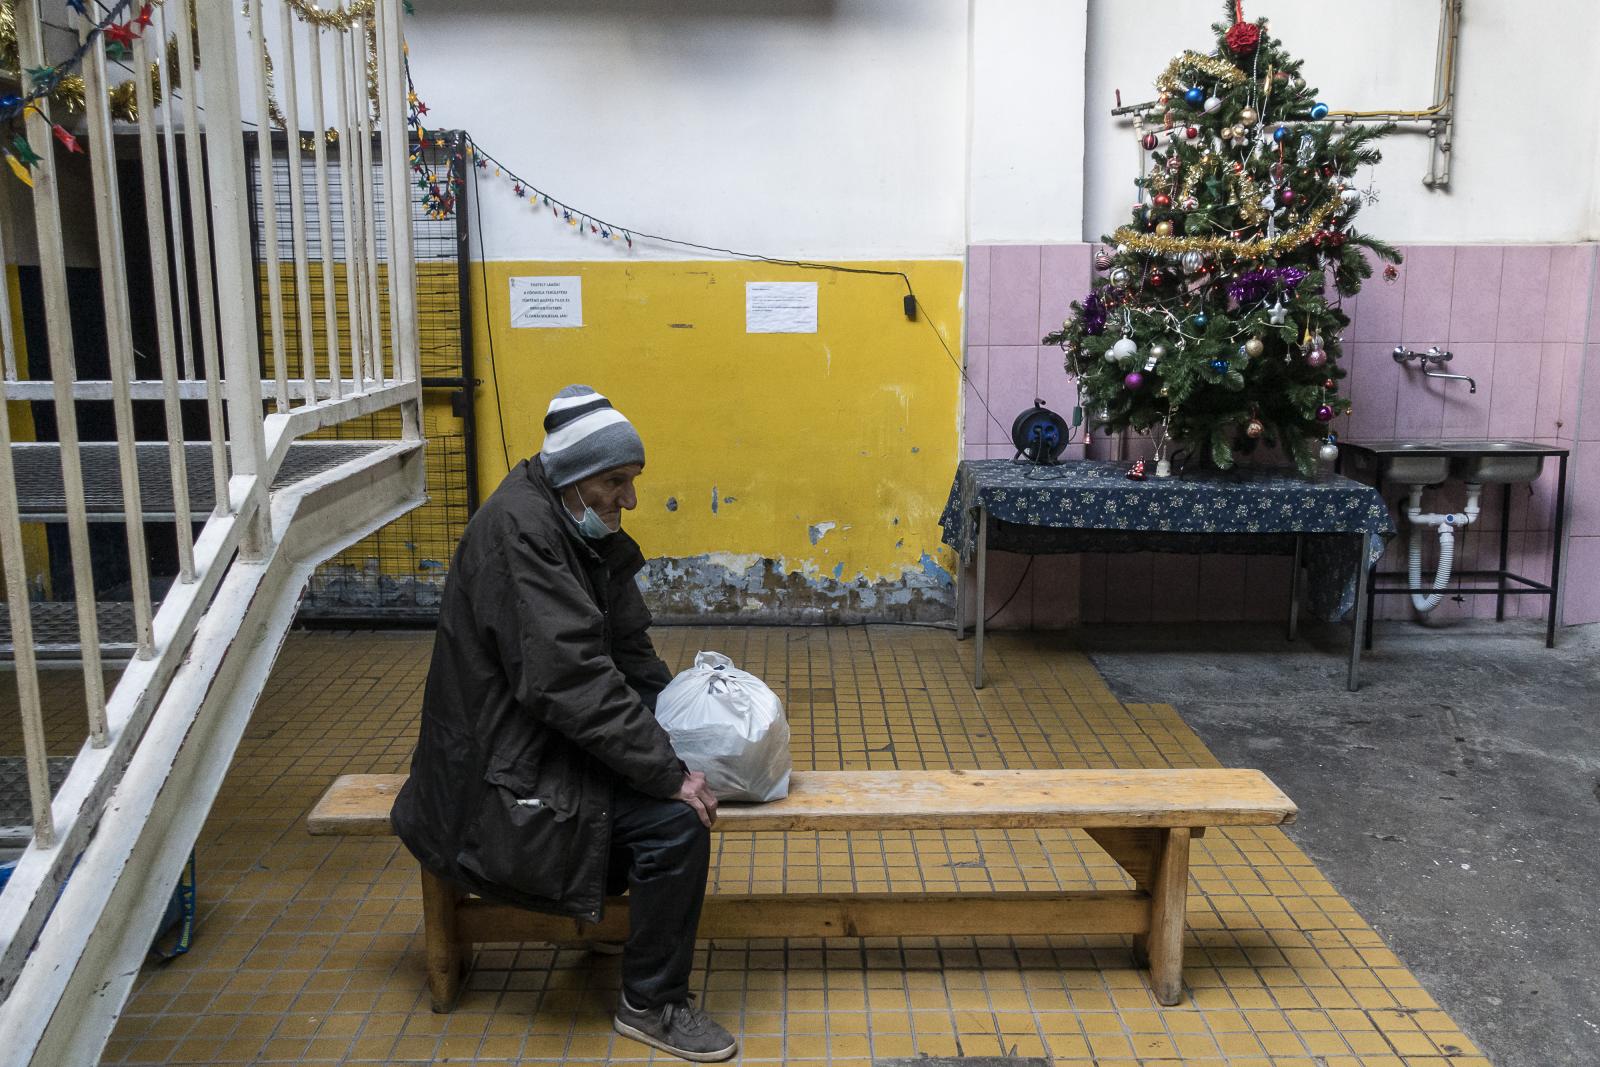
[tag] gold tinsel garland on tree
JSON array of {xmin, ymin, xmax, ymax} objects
[
  {"xmin": 1153, "ymin": 51, "xmax": 1246, "ymax": 95},
  {"xmin": 1110, "ymin": 199, "xmax": 1339, "ymax": 260}
]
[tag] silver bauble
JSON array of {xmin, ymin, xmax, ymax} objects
[
  {"xmin": 1111, "ymin": 336, "xmax": 1139, "ymax": 361},
  {"xmin": 1110, "ymin": 267, "xmax": 1132, "ymax": 286},
  {"xmin": 1093, "ymin": 249, "xmax": 1114, "ymax": 270},
  {"xmin": 1203, "ymin": 95, "xmax": 1222, "ymax": 113},
  {"xmin": 1180, "ymin": 250, "xmax": 1205, "ymax": 275},
  {"xmin": 1318, "ymin": 441, "xmax": 1340, "ymax": 464}
]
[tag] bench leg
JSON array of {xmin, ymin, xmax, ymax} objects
[
  {"xmin": 1137, "ymin": 828, "xmax": 1191, "ymax": 1006},
  {"xmin": 421, "ymin": 868, "xmax": 468, "ymax": 1013}
]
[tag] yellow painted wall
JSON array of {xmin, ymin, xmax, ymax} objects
[{"xmin": 467, "ymin": 259, "xmax": 964, "ymax": 588}]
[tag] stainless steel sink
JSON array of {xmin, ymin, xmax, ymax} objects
[
  {"xmin": 1341, "ymin": 442, "xmax": 1450, "ymax": 485},
  {"xmin": 1339, "ymin": 439, "xmax": 1556, "ymax": 486},
  {"xmin": 1452, "ymin": 442, "xmax": 1546, "ymax": 484}
]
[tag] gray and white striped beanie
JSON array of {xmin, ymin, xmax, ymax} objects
[{"xmin": 539, "ymin": 385, "xmax": 645, "ymax": 488}]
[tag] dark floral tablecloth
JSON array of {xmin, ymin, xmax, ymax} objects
[{"xmin": 938, "ymin": 459, "xmax": 1395, "ymax": 620}]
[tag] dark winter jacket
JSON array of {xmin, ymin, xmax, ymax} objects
[{"xmin": 391, "ymin": 457, "xmax": 682, "ymax": 921}]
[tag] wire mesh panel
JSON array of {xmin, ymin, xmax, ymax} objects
[{"xmin": 249, "ymin": 129, "xmax": 471, "ymax": 620}]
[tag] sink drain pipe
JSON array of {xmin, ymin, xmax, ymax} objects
[{"xmin": 1406, "ymin": 483, "xmax": 1482, "ymax": 614}]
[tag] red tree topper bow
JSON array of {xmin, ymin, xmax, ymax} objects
[{"xmin": 1225, "ymin": 0, "xmax": 1260, "ymax": 54}]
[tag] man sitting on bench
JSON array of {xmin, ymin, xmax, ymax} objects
[{"xmin": 391, "ymin": 385, "xmax": 737, "ymax": 1063}]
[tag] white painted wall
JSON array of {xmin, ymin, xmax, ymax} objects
[
  {"xmin": 967, "ymin": 0, "xmax": 1088, "ymax": 244},
  {"xmin": 404, "ymin": 0, "xmax": 970, "ymax": 262},
  {"xmin": 1084, "ymin": 0, "xmax": 1600, "ymax": 243}
]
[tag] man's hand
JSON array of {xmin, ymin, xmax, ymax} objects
[{"xmin": 673, "ymin": 770, "xmax": 718, "ymax": 828}]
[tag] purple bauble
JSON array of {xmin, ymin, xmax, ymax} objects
[
  {"xmin": 1306, "ymin": 347, "xmax": 1328, "ymax": 368},
  {"xmin": 1280, "ymin": 187, "xmax": 1296, "ymax": 204},
  {"xmin": 1124, "ymin": 371, "xmax": 1145, "ymax": 390},
  {"xmin": 1315, "ymin": 404, "xmax": 1334, "ymax": 422}
]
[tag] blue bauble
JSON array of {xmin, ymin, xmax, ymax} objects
[
  {"xmin": 1184, "ymin": 87, "xmax": 1205, "ymax": 107},
  {"xmin": 1272, "ymin": 126, "xmax": 1288, "ymax": 142},
  {"xmin": 1209, "ymin": 358, "xmax": 1230, "ymax": 373},
  {"xmin": 1310, "ymin": 102, "xmax": 1330, "ymax": 120},
  {"xmin": 1192, "ymin": 312, "xmax": 1208, "ymax": 327}
]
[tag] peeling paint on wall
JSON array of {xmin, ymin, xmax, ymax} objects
[
  {"xmin": 807, "ymin": 521, "xmax": 837, "ymax": 545},
  {"xmin": 639, "ymin": 552, "xmax": 955, "ymax": 624}
]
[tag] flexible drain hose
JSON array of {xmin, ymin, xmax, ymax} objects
[
  {"xmin": 1408, "ymin": 522, "xmax": 1456, "ymax": 614},
  {"xmin": 1405, "ymin": 483, "xmax": 1481, "ymax": 616}
]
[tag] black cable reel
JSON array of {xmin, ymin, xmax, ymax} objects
[{"xmin": 1011, "ymin": 399, "xmax": 1073, "ymax": 464}]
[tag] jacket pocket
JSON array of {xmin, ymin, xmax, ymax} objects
[{"xmin": 456, "ymin": 767, "xmax": 581, "ymax": 901}]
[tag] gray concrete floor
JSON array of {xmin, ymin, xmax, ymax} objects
[{"xmin": 1071, "ymin": 617, "xmax": 1600, "ymax": 1067}]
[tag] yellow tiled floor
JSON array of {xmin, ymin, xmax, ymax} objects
[{"xmin": 13, "ymin": 627, "xmax": 1488, "ymax": 1064}]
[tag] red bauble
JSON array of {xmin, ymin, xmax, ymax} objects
[
  {"xmin": 1321, "ymin": 164, "xmax": 1336, "ymax": 177},
  {"xmin": 1153, "ymin": 193, "xmax": 1171, "ymax": 207},
  {"xmin": 1225, "ymin": 21, "xmax": 1262, "ymax": 54},
  {"xmin": 1231, "ymin": 161, "xmax": 1244, "ymax": 174},
  {"xmin": 1141, "ymin": 133, "xmax": 1159, "ymax": 150},
  {"xmin": 1323, "ymin": 378, "xmax": 1337, "ymax": 390},
  {"xmin": 1148, "ymin": 270, "xmax": 1167, "ymax": 286},
  {"xmin": 1185, "ymin": 125, "xmax": 1198, "ymax": 139},
  {"xmin": 1311, "ymin": 232, "xmax": 1325, "ymax": 248}
]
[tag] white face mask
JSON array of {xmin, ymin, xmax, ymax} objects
[{"xmin": 569, "ymin": 487, "xmax": 618, "ymax": 539}]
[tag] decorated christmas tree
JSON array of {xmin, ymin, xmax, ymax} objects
[{"xmin": 1045, "ymin": 2, "xmax": 1400, "ymax": 476}]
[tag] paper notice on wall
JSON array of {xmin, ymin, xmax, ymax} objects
[
  {"xmin": 510, "ymin": 276, "xmax": 583, "ymax": 328},
  {"xmin": 745, "ymin": 282, "xmax": 818, "ymax": 334}
]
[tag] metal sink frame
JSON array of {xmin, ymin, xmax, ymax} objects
[{"xmin": 1336, "ymin": 440, "xmax": 1571, "ymax": 650}]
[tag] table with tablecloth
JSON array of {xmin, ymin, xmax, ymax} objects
[{"xmin": 937, "ymin": 459, "xmax": 1395, "ymax": 690}]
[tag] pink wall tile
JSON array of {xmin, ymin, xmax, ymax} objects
[
  {"xmin": 1400, "ymin": 245, "xmax": 1456, "ymax": 347},
  {"xmin": 1562, "ymin": 536, "xmax": 1600, "ymax": 625},
  {"xmin": 1393, "ymin": 377, "xmax": 1446, "ymax": 438},
  {"xmin": 1197, "ymin": 555, "xmax": 1248, "ymax": 620},
  {"xmin": 985, "ymin": 346, "xmax": 1042, "ymax": 444},
  {"xmin": 1035, "ymin": 345, "xmax": 1080, "ymax": 424},
  {"xmin": 1039, "ymin": 244, "xmax": 1091, "ymax": 343},
  {"xmin": 1440, "ymin": 341, "xmax": 1494, "ymax": 438},
  {"xmin": 1484, "ymin": 342, "xmax": 1538, "ymax": 438},
  {"xmin": 1031, "ymin": 555, "xmax": 1080, "ymax": 628},
  {"xmin": 1543, "ymin": 245, "xmax": 1577, "ymax": 343},
  {"xmin": 1576, "ymin": 345, "xmax": 1599, "ymax": 441},
  {"xmin": 1497, "ymin": 246, "xmax": 1554, "ymax": 342},
  {"xmin": 1102, "ymin": 554, "xmax": 1154, "ymax": 622},
  {"xmin": 1567, "ymin": 443, "xmax": 1600, "ymax": 538},
  {"xmin": 1346, "ymin": 341, "xmax": 1402, "ymax": 439},
  {"xmin": 1149, "ymin": 555, "xmax": 1199, "ymax": 622},
  {"xmin": 1449, "ymin": 246, "xmax": 1503, "ymax": 343},
  {"xmin": 983, "ymin": 549, "xmax": 1033, "ymax": 629},
  {"xmin": 988, "ymin": 245, "xmax": 1043, "ymax": 347},
  {"xmin": 1244, "ymin": 556, "xmax": 1293, "ymax": 622},
  {"xmin": 966, "ymin": 245, "xmax": 991, "ymax": 347},
  {"xmin": 963, "ymin": 346, "xmax": 990, "ymax": 450},
  {"xmin": 1349, "ymin": 250, "xmax": 1405, "ymax": 343},
  {"xmin": 1078, "ymin": 552, "xmax": 1107, "ymax": 622},
  {"xmin": 1566, "ymin": 247, "xmax": 1595, "ymax": 343},
  {"xmin": 1534, "ymin": 342, "xmax": 1570, "ymax": 439}
]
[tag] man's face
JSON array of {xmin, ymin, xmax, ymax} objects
[{"xmin": 564, "ymin": 463, "xmax": 642, "ymax": 532}]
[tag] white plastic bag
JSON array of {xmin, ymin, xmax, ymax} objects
[{"xmin": 654, "ymin": 651, "xmax": 791, "ymax": 803}]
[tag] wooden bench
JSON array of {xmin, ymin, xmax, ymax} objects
[{"xmin": 308, "ymin": 769, "xmax": 1295, "ymax": 1009}]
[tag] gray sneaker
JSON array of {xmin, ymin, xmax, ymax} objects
[{"xmin": 613, "ymin": 995, "xmax": 737, "ymax": 1062}]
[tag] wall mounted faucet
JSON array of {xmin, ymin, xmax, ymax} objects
[{"xmin": 1393, "ymin": 346, "xmax": 1476, "ymax": 393}]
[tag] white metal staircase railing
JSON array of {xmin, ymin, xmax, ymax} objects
[{"xmin": 0, "ymin": 0, "xmax": 423, "ymax": 1060}]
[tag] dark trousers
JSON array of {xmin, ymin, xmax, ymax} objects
[{"xmin": 605, "ymin": 783, "xmax": 711, "ymax": 1009}]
